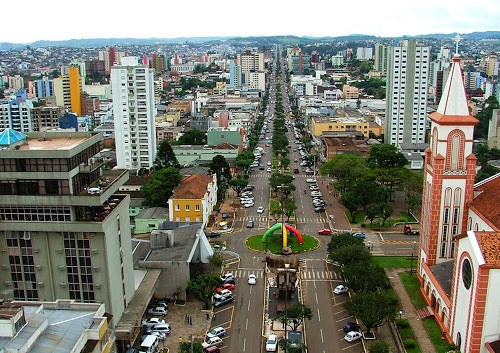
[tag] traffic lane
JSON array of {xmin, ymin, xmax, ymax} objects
[{"xmin": 224, "ymin": 274, "xmax": 265, "ymax": 353}]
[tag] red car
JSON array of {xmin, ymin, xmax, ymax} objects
[
  {"xmin": 318, "ymin": 229, "xmax": 332, "ymax": 235},
  {"xmin": 216, "ymin": 283, "xmax": 235, "ymax": 293}
]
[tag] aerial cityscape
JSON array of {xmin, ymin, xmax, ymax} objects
[{"xmin": 0, "ymin": 4, "xmax": 499, "ymax": 353}]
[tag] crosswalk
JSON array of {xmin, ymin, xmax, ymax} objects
[
  {"xmin": 381, "ymin": 240, "xmax": 418, "ymax": 245},
  {"xmin": 224, "ymin": 269, "xmax": 265, "ymax": 279},
  {"xmin": 237, "ymin": 216, "xmax": 327, "ymax": 224},
  {"xmin": 301, "ymin": 270, "xmax": 340, "ymax": 280}
]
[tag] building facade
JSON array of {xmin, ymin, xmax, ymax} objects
[
  {"xmin": 0, "ymin": 98, "xmax": 33, "ymax": 132},
  {"xmin": 374, "ymin": 44, "xmax": 389, "ymax": 75},
  {"xmin": 112, "ymin": 57, "xmax": 157, "ymax": 169},
  {"xmin": 0, "ymin": 130, "xmax": 135, "ymax": 326},
  {"xmin": 30, "ymin": 106, "xmax": 64, "ymax": 131},
  {"xmin": 385, "ymin": 40, "xmax": 430, "ymax": 147}
]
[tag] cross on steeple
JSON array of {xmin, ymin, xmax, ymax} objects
[{"xmin": 453, "ymin": 33, "xmax": 462, "ymax": 55}]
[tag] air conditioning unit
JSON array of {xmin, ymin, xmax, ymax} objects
[
  {"xmin": 95, "ymin": 284, "xmax": 102, "ymax": 289},
  {"xmin": 58, "ymin": 265, "xmax": 66, "ymax": 271},
  {"xmin": 60, "ymin": 282, "xmax": 67, "ymax": 287},
  {"xmin": 91, "ymin": 249, "xmax": 98, "ymax": 254},
  {"xmin": 35, "ymin": 265, "xmax": 43, "ymax": 271},
  {"xmin": 3, "ymin": 281, "xmax": 11, "ymax": 286},
  {"xmin": 33, "ymin": 248, "xmax": 40, "ymax": 254},
  {"xmin": 1, "ymin": 265, "xmax": 8, "ymax": 270},
  {"xmin": 92, "ymin": 266, "xmax": 100, "ymax": 272},
  {"xmin": 37, "ymin": 282, "xmax": 44, "ymax": 287},
  {"xmin": 56, "ymin": 248, "xmax": 64, "ymax": 254}
]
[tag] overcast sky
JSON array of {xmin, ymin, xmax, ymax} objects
[{"xmin": 2, "ymin": 0, "xmax": 499, "ymax": 43}]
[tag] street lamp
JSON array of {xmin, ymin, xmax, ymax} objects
[
  {"xmin": 399, "ymin": 310, "xmax": 403, "ymax": 320},
  {"xmin": 410, "ymin": 241, "xmax": 417, "ymax": 275}
]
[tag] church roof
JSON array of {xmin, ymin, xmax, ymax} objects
[
  {"xmin": 0, "ymin": 128, "xmax": 27, "ymax": 145},
  {"xmin": 429, "ymin": 56, "xmax": 478, "ymax": 126},
  {"xmin": 474, "ymin": 232, "xmax": 500, "ymax": 268},
  {"xmin": 469, "ymin": 173, "xmax": 500, "ymax": 230}
]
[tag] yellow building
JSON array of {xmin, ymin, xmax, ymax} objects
[
  {"xmin": 343, "ymin": 84, "xmax": 359, "ymax": 99},
  {"xmin": 213, "ymin": 81, "xmax": 224, "ymax": 94},
  {"xmin": 69, "ymin": 66, "xmax": 82, "ymax": 116},
  {"xmin": 163, "ymin": 108, "xmax": 181, "ymax": 126},
  {"xmin": 311, "ymin": 116, "xmax": 375, "ymax": 138},
  {"xmin": 168, "ymin": 174, "xmax": 217, "ymax": 225}
]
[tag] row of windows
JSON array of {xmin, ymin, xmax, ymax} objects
[
  {"xmin": 0, "ymin": 206, "xmax": 71, "ymax": 222},
  {"xmin": 175, "ymin": 204, "xmax": 201, "ymax": 211}
]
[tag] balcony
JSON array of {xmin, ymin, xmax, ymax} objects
[
  {"xmin": 77, "ymin": 195, "xmax": 125, "ymax": 222},
  {"xmin": 79, "ymin": 169, "xmax": 128, "ymax": 197},
  {"xmin": 79, "ymin": 157, "xmax": 104, "ymax": 173}
]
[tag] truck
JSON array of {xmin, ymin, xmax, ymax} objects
[{"xmin": 404, "ymin": 224, "xmax": 420, "ymax": 235}]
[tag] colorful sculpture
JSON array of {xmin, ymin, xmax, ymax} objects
[{"xmin": 262, "ymin": 223, "xmax": 303, "ymax": 248}]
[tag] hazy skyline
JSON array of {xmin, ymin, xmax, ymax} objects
[{"xmin": 2, "ymin": 0, "xmax": 499, "ymax": 43}]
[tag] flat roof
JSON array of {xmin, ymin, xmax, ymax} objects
[
  {"xmin": 145, "ymin": 224, "xmax": 200, "ymax": 262},
  {"xmin": 19, "ymin": 136, "xmax": 87, "ymax": 151},
  {"xmin": 136, "ymin": 207, "xmax": 168, "ymax": 219}
]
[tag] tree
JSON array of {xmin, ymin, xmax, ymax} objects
[
  {"xmin": 346, "ymin": 292, "xmax": 397, "ymax": 333},
  {"xmin": 341, "ymin": 192, "xmax": 360, "ymax": 223},
  {"xmin": 367, "ymin": 144, "xmax": 407, "ymax": 169},
  {"xmin": 400, "ymin": 169, "xmax": 423, "ymax": 215},
  {"xmin": 179, "ymin": 342, "xmax": 203, "ymax": 353},
  {"xmin": 154, "ymin": 139, "xmax": 180, "ymax": 169},
  {"xmin": 208, "ymin": 252, "xmax": 224, "ymax": 272},
  {"xmin": 282, "ymin": 198, "xmax": 297, "ymax": 221},
  {"xmin": 235, "ymin": 151, "xmax": 254, "ymax": 172},
  {"xmin": 365, "ymin": 204, "xmax": 380, "ymax": 226},
  {"xmin": 354, "ymin": 176, "xmax": 380, "ymax": 211},
  {"xmin": 320, "ymin": 155, "xmax": 366, "ymax": 192},
  {"xmin": 271, "ymin": 208, "xmax": 283, "ymax": 223},
  {"xmin": 343, "ymin": 261, "xmax": 390, "ymax": 293},
  {"xmin": 329, "ymin": 244, "xmax": 372, "ymax": 268},
  {"xmin": 186, "ymin": 273, "xmax": 222, "ymax": 309},
  {"xmin": 229, "ymin": 177, "xmax": 248, "ymax": 195},
  {"xmin": 209, "ymin": 155, "xmax": 232, "ymax": 185},
  {"xmin": 278, "ymin": 303, "xmax": 313, "ymax": 331},
  {"xmin": 327, "ymin": 233, "xmax": 365, "ymax": 254},
  {"xmin": 379, "ymin": 202, "xmax": 393, "ymax": 225},
  {"xmin": 279, "ymin": 340, "xmax": 306, "ymax": 353},
  {"xmin": 141, "ymin": 167, "xmax": 182, "ymax": 207},
  {"xmin": 177, "ymin": 129, "xmax": 207, "ymax": 145}
]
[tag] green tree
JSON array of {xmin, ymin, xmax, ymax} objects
[
  {"xmin": 186, "ymin": 273, "xmax": 222, "ymax": 309},
  {"xmin": 208, "ymin": 252, "xmax": 224, "ymax": 272},
  {"xmin": 379, "ymin": 202, "xmax": 393, "ymax": 225},
  {"xmin": 209, "ymin": 155, "xmax": 232, "ymax": 185},
  {"xmin": 177, "ymin": 129, "xmax": 207, "ymax": 145},
  {"xmin": 278, "ymin": 303, "xmax": 313, "ymax": 331},
  {"xmin": 343, "ymin": 261, "xmax": 390, "ymax": 292},
  {"xmin": 400, "ymin": 169, "xmax": 423, "ymax": 215},
  {"xmin": 229, "ymin": 177, "xmax": 248, "ymax": 195},
  {"xmin": 367, "ymin": 144, "xmax": 407, "ymax": 169},
  {"xmin": 354, "ymin": 176, "xmax": 380, "ymax": 211},
  {"xmin": 320, "ymin": 155, "xmax": 366, "ymax": 192},
  {"xmin": 282, "ymin": 198, "xmax": 297, "ymax": 221},
  {"xmin": 235, "ymin": 150, "xmax": 254, "ymax": 172},
  {"xmin": 329, "ymin": 244, "xmax": 372, "ymax": 268},
  {"xmin": 179, "ymin": 342, "xmax": 203, "ymax": 353},
  {"xmin": 365, "ymin": 204, "xmax": 380, "ymax": 226},
  {"xmin": 327, "ymin": 233, "xmax": 364, "ymax": 254},
  {"xmin": 141, "ymin": 167, "xmax": 182, "ymax": 207},
  {"xmin": 154, "ymin": 139, "xmax": 180, "ymax": 170},
  {"xmin": 341, "ymin": 192, "xmax": 360, "ymax": 223},
  {"xmin": 279, "ymin": 340, "xmax": 306, "ymax": 353},
  {"xmin": 346, "ymin": 292, "xmax": 397, "ymax": 333}
]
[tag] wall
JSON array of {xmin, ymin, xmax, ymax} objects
[{"xmin": 140, "ymin": 261, "xmax": 191, "ymax": 301}]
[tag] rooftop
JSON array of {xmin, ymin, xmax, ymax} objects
[
  {"xmin": 429, "ymin": 260, "xmax": 454, "ymax": 297},
  {"xmin": 312, "ymin": 116, "xmax": 367, "ymax": 124},
  {"xmin": 172, "ymin": 174, "xmax": 213, "ymax": 199},
  {"xmin": 136, "ymin": 207, "xmax": 168, "ymax": 219},
  {"xmin": 474, "ymin": 232, "xmax": 500, "ymax": 267},
  {"xmin": 18, "ymin": 136, "xmax": 87, "ymax": 151},
  {"xmin": 145, "ymin": 223, "xmax": 202, "ymax": 262},
  {"xmin": 470, "ymin": 173, "xmax": 500, "ymax": 230}
]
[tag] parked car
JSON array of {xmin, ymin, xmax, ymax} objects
[
  {"xmin": 343, "ymin": 322, "xmax": 361, "ymax": 332},
  {"xmin": 257, "ymin": 206, "xmax": 265, "ymax": 214},
  {"xmin": 149, "ymin": 323, "xmax": 171, "ymax": 335},
  {"xmin": 213, "ymin": 289, "xmax": 232, "ymax": 300},
  {"xmin": 318, "ymin": 229, "xmax": 332, "ymax": 235},
  {"xmin": 247, "ymin": 220, "xmax": 254, "ymax": 228},
  {"xmin": 244, "ymin": 202, "xmax": 254, "ymax": 208},
  {"xmin": 353, "ymin": 232, "xmax": 366, "ymax": 239},
  {"xmin": 147, "ymin": 306, "xmax": 167, "ymax": 316},
  {"xmin": 142, "ymin": 331, "xmax": 166, "ymax": 342},
  {"xmin": 223, "ymin": 277, "xmax": 235, "ymax": 285},
  {"xmin": 314, "ymin": 207, "xmax": 325, "ymax": 213},
  {"xmin": 207, "ymin": 231, "xmax": 221, "ymax": 238},
  {"xmin": 306, "ymin": 179, "xmax": 317, "ymax": 183},
  {"xmin": 334, "ymin": 284, "xmax": 349, "ymax": 295},
  {"xmin": 214, "ymin": 295, "xmax": 234, "ymax": 307},
  {"xmin": 248, "ymin": 274, "xmax": 257, "ymax": 285},
  {"xmin": 267, "ymin": 167, "xmax": 272, "ymax": 172},
  {"xmin": 202, "ymin": 336, "xmax": 224, "ymax": 349},
  {"xmin": 216, "ymin": 284, "xmax": 235, "ymax": 293},
  {"xmin": 142, "ymin": 317, "xmax": 165, "ymax": 328},
  {"xmin": 207, "ymin": 326, "xmax": 227, "ymax": 339},
  {"xmin": 344, "ymin": 331, "xmax": 363, "ymax": 342},
  {"xmin": 265, "ymin": 334, "xmax": 278, "ymax": 351},
  {"xmin": 309, "ymin": 185, "xmax": 319, "ymax": 191}
]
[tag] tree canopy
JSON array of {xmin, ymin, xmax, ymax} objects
[
  {"xmin": 141, "ymin": 167, "xmax": 182, "ymax": 207},
  {"xmin": 177, "ymin": 129, "xmax": 207, "ymax": 145},
  {"xmin": 346, "ymin": 292, "xmax": 397, "ymax": 333},
  {"xmin": 186, "ymin": 273, "xmax": 222, "ymax": 309},
  {"xmin": 278, "ymin": 303, "xmax": 313, "ymax": 331},
  {"xmin": 154, "ymin": 139, "xmax": 180, "ymax": 170},
  {"xmin": 367, "ymin": 144, "xmax": 407, "ymax": 169}
]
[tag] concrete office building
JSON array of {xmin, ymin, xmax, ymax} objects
[
  {"xmin": 0, "ymin": 130, "xmax": 134, "ymax": 327},
  {"xmin": 0, "ymin": 98, "xmax": 33, "ymax": 132},
  {"xmin": 237, "ymin": 51, "xmax": 266, "ymax": 90},
  {"xmin": 7, "ymin": 75, "xmax": 24, "ymax": 91},
  {"xmin": 230, "ymin": 59, "xmax": 242, "ymax": 88},
  {"xmin": 385, "ymin": 40, "xmax": 430, "ymax": 146},
  {"xmin": 112, "ymin": 57, "xmax": 157, "ymax": 169}
]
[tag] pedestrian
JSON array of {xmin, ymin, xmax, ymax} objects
[
  {"xmin": 213, "ymin": 313, "xmax": 216, "ymax": 321},
  {"xmin": 179, "ymin": 336, "xmax": 182, "ymax": 344},
  {"xmin": 189, "ymin": 316, "xmax": 193, "ymax": 325},
  {"xmin": 206, "ymin": 313, "xmax": 210, "ymax": 321}
]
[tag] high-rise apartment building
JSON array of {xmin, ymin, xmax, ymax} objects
[
  {"xmin": 0, "ymin": 130, "xmax": 134, "ymax": 325},
  {"xmin": 237, "ymin": 51, "xmax": 264, "ymax": 72},
  {"xmin": 52, "ymin": 66, "xmax": 82, "ymax": 115},
  {"xmin": 33, "ymin": 79, "xmax": 54, "ymax": 99},
  {"xmin": 356, "ymin": 47, "xmax": 373, "ymax": 60},
  {"xmin": 112, "ymin": 57, "xmax": 157, "ymax": 170},
  {"xmin": 8, "ymin": 75, "xmax": 24, "ymax": 91},
  {"xmin": 385, "ymin": 40, "xmax": 430, "ymax": 146},
  {"xmin": 30, "ymin": 106, "xmax": 64, "ymax": 131},
  {"xmin": 374, "ymin": 44, "xmax": 389, "ymax": 75},
  {"xmin": 229, "ymin": 59, "xmax": 242, "ymax": 88},
  {"xmin": 287, "ymin": 47, "xmax": 311, "ymax": 74},
  {"xmin": 236, "ymin": 51, "xmax": 266, "ymax": 90},
  {"xmin": 0, "ymin": 99, "xmax": 33, "ymax": 132}
]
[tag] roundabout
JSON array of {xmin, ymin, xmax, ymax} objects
[{"xmin": 245, "ymin": 233, "xmax": 320, "ymax": 254}]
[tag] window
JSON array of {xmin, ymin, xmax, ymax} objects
[
  {"xmin": 461, "ymin": 258, "xmax": 472, "ymax": 289},
  {"xmin": 195, "ymin": 204, "xmax": 200, "ymax": 211},
  {"xmin": 175, "ymin": 204, "xmax": 180, "ymax": 211},
  {"xmin": 185, "ymin": 205, "xmax": 190, "ymax": 211}
]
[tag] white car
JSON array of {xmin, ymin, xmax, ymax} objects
[
  {"xmin": 267, "ymin": 167, "xmax": 272, "ymax": 172},
  {"xmin": 306, "ymin": 179, "xmax": 317, "ymax": 183},
  {"xmin": 257, "ymin": 206, "xmax": 265, "ymax": 214},
  {"xmin": 334, "ymin": 284, "xmax": 349, "ymax": 295},
  {"xmin": 266, "ymin": 334, "xmax": 278, "ymax": 351},
  {"xmin": 142, "ymin": 317, "xmax": 165, "ymax": 328},
  {"xmin": 221, "ymin": 273, "xmax": 234, "ymax": 281},
  {"xmin": 147, "ymin": 306, "xmax": 167, "ymax": 316},
  {"xmin": 202, "ymin": 336, "xmax": 224, "ymax": 349},
  {"xmin": 267, "ymin": 161, "xmax": 272, "ymax": 166},
  {"xmin": 214, "ymin": 289, "xmax": 232, "ymax": 300},
  {"xmin": 344, "ymin": 331, "xmax": 363, "ymax": 342},
  {"xmin": 244, "ymin": 202, "xmax": 254, "ymax": 208},
  {"xmin": 248, "ymin": 274, "xmax": 256, "ymax": 285}
]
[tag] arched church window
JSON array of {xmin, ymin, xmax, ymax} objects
[{"xmin": 462, "ymin": 258, "xmax": 472, "ymax": 290}]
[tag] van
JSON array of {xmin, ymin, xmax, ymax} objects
[{"xmin": 140, "ymin": 335, "xmax": 159, "ymax": 353}]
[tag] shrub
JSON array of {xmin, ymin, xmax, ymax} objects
[
  {"xmin": 369, "ymin": 340, "xmax": 390, "ymax": 353},
  {"xmin": 396, "ymin": 319, "xmax": 410, "ymax": 329},
  {"xmin": 404, "ymin": 339, "xmax": 416, "ymax": 348},
  {"xmin": 361, "ymin": 223, "xmax": 366, "ymax": 228}
]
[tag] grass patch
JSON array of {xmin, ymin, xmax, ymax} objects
[
  {"xmin": 246, "ymin": 234, "xmax": 319, "ymax": 254},
  {"xmin": 345, "ymin": 210, "xmax": 365, "ymax": 224},
  {"xmin": 423, "ymin": 318, "xmax": 451, "ymax": 353},
  {"xmin": 373, "ymin": 256, "xmax": 413, "ymax": 268},
  {"xmin": 399, "ymin": 272, "xmax": 426, "ymax": 310},
  {"xmin": 270, "ymin": 200, "xmax": 280, "ymax": 212}
]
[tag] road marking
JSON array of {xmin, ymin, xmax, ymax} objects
[
  {"xmin": 247, "ymin": 300, "xmax": 251, "ymax": 311},
  {"xmin": 215, "ymin": 306, "xmax": 234, "ymax": 314},
  {"xmin": 342, "ymin": 342, "xmax": 362, "ymax": 350},
  {"xmin": 320, "ymin": 328, "xmax": 324, "ymax": 343},
  {"xmin": 245, "ymin": 317, "xmax": 248, "ymax": 330},
  {"xmin": 335, "ymin": 309, "xmax": 346, "ymax": 314},
  {"xmin": 317, "ymin": 308, "xmax": 321, "ymax": 322},
  {"xmin": 315, "ymin": 292, "xmax": 319, "ymax": 304},
  {"xmin": 250, "ymin": 285, "xmax": 252, "ymax": 294},
  {"xmin": 336, "ymin": 315, "xmax": 354, "ymax": 322},
  {"xmin": 378, "ymin": 232, "xmax": 384, "ymax": 241},
  {"xmin": 243, "ymin": 338, "xmax": 246, "ymax": 351}
]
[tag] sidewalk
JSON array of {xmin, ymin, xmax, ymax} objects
[
  {"xmin": 387, "ymin": 268, "xmax": 437, "ymax": 353},
  {"xmin": 316, "ymin": 177, "xmax": 351, "ymax": 231}
]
